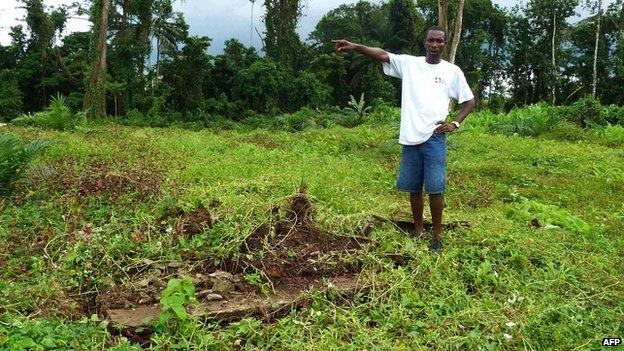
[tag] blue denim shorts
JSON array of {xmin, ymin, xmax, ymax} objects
[{"xmin": 396, "ymin": 133, "xmax": 446, "ymax": 194}]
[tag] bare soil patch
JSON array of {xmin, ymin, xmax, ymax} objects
[
  {"xmin": 30, "ymin": 156, "xmax": 166, "ymax": 203},
  {"xmin": 159, "ymin": 204, "xmax": 215, "ymax": 243},
  {"xmin": 234, "ymin": 191, "xmax": 367, "ymax": 281},
  {"xmin": 100, "ymin": 190, "xmax": 371, "ymax": 333}
]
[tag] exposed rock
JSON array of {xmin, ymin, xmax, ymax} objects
[
  {"xmin": 107, "ymin": 275, "xmax": 362, "ymax": 329},
  {"xmin": 204, "ymin": 293, "xmax": 224, "ymax": 301},
  {"xmin": 209, "ymin": 271, "xmax": 239, "ymax": 295}
]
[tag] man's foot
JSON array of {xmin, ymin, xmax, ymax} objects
[
  {"xmin": 410, "ymin": 226, "xmax": 425, "ymax": 239},
  {"xmin": 429, "ymin": 236, "xmax": 443, "ymax": 253}
]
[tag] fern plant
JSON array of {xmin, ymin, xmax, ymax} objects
[{"xmin": 0, "ymin": 134, "xmax": 53, "ymax": 196}]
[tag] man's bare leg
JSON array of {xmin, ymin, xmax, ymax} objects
[
  {"xmin": 410, "ymin": 192, "xmax": 424, "ymax": 237},
  {"xmin": 428, "ymin": 194, "xmax": 444, "ymax": 252},
  {"xmin": 429, "ymin": 194, "xmax": 443, "ymax": 238}
]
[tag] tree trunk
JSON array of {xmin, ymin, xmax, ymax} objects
[
  {"xmin": 121, "ymin": 0, "xmax": 129, "ymax": 33},
  {"xmin": 438, "ymin": 0, "xmax": 449, "ymax": 59},
  {"xmin": 137, "ymin": 6, "xmax": 153, "ymax": 95},
  {"xmin": 592, "ymin": 0, "xmax": 603, "ymax": 98},
  {"xmin": 118, "ymin": 0, "xmax": 129, "ymax": 115},
  {"xmin": 448, "ymin": 0, "xmax": 465, "ymax": 64},
  {"xmin": 83, "ymin": 0, "xmax": 110, "ymax": 118},
  {"xmin": 438, "ymin": 0, "xmax": 449, "ymax": 33},
  {"xmin": 156, "ymin": 36, "xmax": 160, "ymax": 85},
  {"xmin": 250, "ymin": 0, "xmax": 255, "ymax": 47},
  {"xmin": 551, "ymin": 8, "xmax": 557, "ymax": 106}
]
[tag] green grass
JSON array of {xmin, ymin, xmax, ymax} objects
[{"xmin": 0, "ymin": 116, "xmax": 622, "ymax": 350}]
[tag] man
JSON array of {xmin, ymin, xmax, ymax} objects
[{"xmin": 333, "ymin": 26, "xmax": 475, "ymax": 253}]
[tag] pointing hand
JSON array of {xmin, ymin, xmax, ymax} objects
[{"xmin": 332, "ymin": 39, "xmax": 357, "ymax": 53}]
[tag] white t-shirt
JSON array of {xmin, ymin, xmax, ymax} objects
[{"xmin": 383, "ymin": 53, "xmax": 474, "ymax": 145}]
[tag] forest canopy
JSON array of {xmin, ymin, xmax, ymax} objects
[{"xmin": 0, "ymin": 0, "xmax": 622, "ymax": 123}]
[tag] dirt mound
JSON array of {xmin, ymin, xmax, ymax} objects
[
  {"xmin": 98, "ymin": 191, "xmax": 374, "ymax": 340},
  {"xmin": 158, "ymin": 204, "xmax": 215, "ymax": 243},
  {"xmin": 172, "ymin": 204, "xmax": 214, "ymax": 236},
  {"xmin": 238, "ymin": 191, "xmax": 367, "ymax": 281}
]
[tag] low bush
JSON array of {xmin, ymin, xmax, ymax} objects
[
  {"xmin": 603, "ymin": 104, "xmax": 624, "ymax": 125},
  {"xmin": 491, "ymin": 103, "xmax": 560, "ymax": 136},
  {"xmin": 0, "ymin": 134, "xmax": 53, "ymax": 196},
  {"xmin": 594, "ymin": 125, "xmax": 624, "ymax": 147},
  {"xmin": 12, "ymin": 94, "xmax": 84, "ymax": 131},
  {"xmin": 276, "ymin": 108, "xmax": 320, "ymax": 132},
  {"xmin": 461, "ymin": 110, "xmax": 499, "ymax": 134},
  {"xmin": 542, "ymin": 122, "xmax": 587, "ymax": 142},
  {"xmin": 559, "ymin": 96, "xmax": 607, "ymax": 127},
  {"xmin": 507, "ymin": 198, "xmax": 591, "ymax": 235},
  {"xmin": 203, "ymin": 114, "xmax": 241, "ymax": 130},
  {"xmin": 464, "ymin": 98, "xmax": 623, "ymax": 141},
  {"xmin": 555, "ymin": 96, "xmax": 624, "ymax": 128},
  {"xmin": 0, "ymin": 70, "xmax": 23, "ymax": 121},
  {"xmin": 366, "ymin": 100, "xmax": 400, "ymax": 125}
]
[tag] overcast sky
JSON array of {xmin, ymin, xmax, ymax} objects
[{"xmin": 0, "ymin": 0, "xmax": 616, "ymax": 53}]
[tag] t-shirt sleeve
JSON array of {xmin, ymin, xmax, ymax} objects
[
  {"xmin": 382, "ymin": 53, "xmax": 407, "ymax": 79},
  {"xmin": 450, "ymin": 68, "xmax": 474, "ymax": 103}
]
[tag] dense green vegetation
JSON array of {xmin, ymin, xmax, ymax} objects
[
  {"xmin": 0, "ymin": 0, "xmax": 623, "ymax": 123},
  {"xmin": 1, "ymin": 106, "xmax": 622, "ymax": 349}
]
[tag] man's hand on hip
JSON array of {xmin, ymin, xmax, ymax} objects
[{"xmin": 434, "ymin": 121, "xmax": 458, "ymax": 134}]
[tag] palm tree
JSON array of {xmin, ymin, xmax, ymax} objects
[
  {"xmin": 348, "ymin": 22, "xmax": 400, "ymax": 90},
  {"xmin": 108, "ymin": 0, "xmax": 187, "ymax": 87},
  {"xmin": 152, "ymin": 0, "xmax": 188, "ymax": 82}
]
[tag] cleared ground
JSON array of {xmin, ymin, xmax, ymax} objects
[{"xmin": 1, "ymin": 120, "xmax": 623, "ymax": 350}]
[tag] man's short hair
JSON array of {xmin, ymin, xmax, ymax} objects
[{"xmin": 425, "ymin": 26, "xmax": 447, "ymax": 40}]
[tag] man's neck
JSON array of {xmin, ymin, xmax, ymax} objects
[{"xmin": 425, "ymin": 56, "xmax": 442, "ymax": 64}]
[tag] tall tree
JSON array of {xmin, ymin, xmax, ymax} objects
[
  {"xmin": 448, "ymin": 0, "xmax": 465, "ymax": 63},
  {"xmin": 603, "ymin": 0, "xmax": 624, "ymax": 104},
  {"xmin": 152, "ymin": 1, "xmax": 188, "ymax": 82},
  {"xmin": 525, "ymin": 0, "xmax": 578, "ymax": 104},
  {"xmin": 438, "ymin": 0, "xmax": 449, "ymax": 32},
  {"xmin": 263, "ymin": 0, "xmax": 303, "ymax": 69},
  {"xmin": 17, "ymin": 0, "xmax": 68, "ymax": 110},
  {"xmin": 387, "ymin": 0, "xmax": 424, "ymax": 53},
  {"xmin": 83, "ymin": 0, "xmax": 110, "ymax": 118},
  {"xmin": 250, "ymin": 0, "xmax": 257, "ymax": 47},
  {"xmin": 589, "ymin": 0, "xmax": 603, "ymax": 97},
  {"xmin": 107, "ymin": 0, "xmax": 133, "ymax": 115},
  {"xmin": 432, "ymin": 0, "xmax": 465, "ymax": 62},
  {"xmin": 507, "ymin": 9, "xmax": 534, "ymax": 105},
  {"xmin": 551, "ymin": 8, "xmax": 557, "ymax": 104},
  {"xmin": 160, "ymin": 36, "xmax": 211, "ymax": 114}
]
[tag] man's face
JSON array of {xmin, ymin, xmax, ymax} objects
[{"xmin": 424, "ymin": 30, "xmax": 446, "ymax": 59}]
